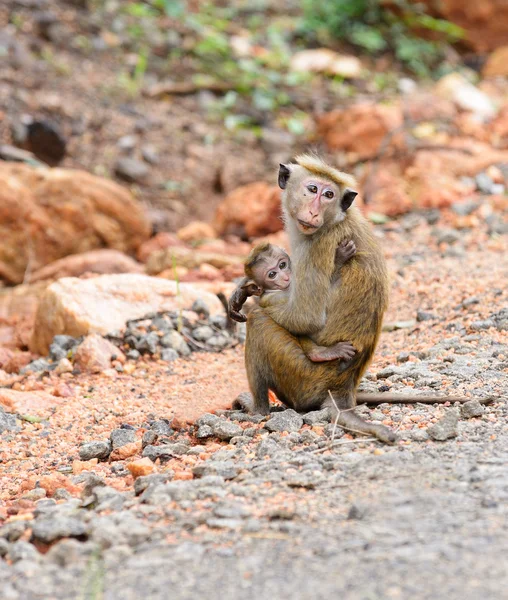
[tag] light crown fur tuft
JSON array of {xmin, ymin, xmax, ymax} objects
[{"xmin": 294, "ymin": 154, "xmax": 357, "ymax": 190}]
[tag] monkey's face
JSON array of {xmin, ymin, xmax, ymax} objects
[
  {"xmin": 279, "ymin": 164, "xmax": 358, "ymax": 236},
  {"xmin": 254, "ymin": 253, "xmax": 291, "ymax": 291}
]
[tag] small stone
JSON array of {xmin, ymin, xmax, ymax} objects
[
  {"xmin": 114, "ymin": 157, "xmax": 149, "ymax": 183},
  {"xmin": 136, "ymin": 331, "xmax": 159, "ymax": 355},
  {"xmin": 212, "ymin": 420, "xmax": 243, "ymax": 441},
  {"xmin": 117, "ymin": 135, "xmax": 137, "ymax": 150},
  {"xmin": 110, "ymin": 428, "xmax": 137, "ymax": 449},
  {"xmin": 196, "ymin": 424, "xmax": 214, "ymax": 439},
  {"xmin": 0, "ymin": 408, "xmax": 20, "ymax": 433},
  {"xmin": 417, "ymin": 310, "xmax": 437, "ymax": 322},
  {"xmin": 410, "ymin": 429, "xmax": 430, "ymax": 442},
  {"xmin": 8, "ymin": 540, "xmax": 40, "ymax": 563},
  {"xmin": 141, "ymin": 145, "xmax": 159, "ymax": 165},
  {"xmin": 461, "ymin": 400, "xmax": 485, "ymax": 419},
  {"xmin": 191, "ymin": 299, "xmax": 210, "ymax": 318},
  {"xmin": 150, "ymin": 419, "xmax": 173, "ymax": 436},
  {"xmin": 31, "ymin": 516, "xmax": 88, "ymax": 544},
  {"xmin": 161, "ymin": 348, "xmax": 178, "ymax": 362},
  {"xmin": 207, "ymin": 335, "xmax": 230, "ymax": 350},
  {"xmin": 475, "ymin": 172, "xmax": 495, "ymax": 195},
  {"xmin": 127, "ymin": 457, "xmax": 157, "ymax": 479},
  {"xmin": 55, "ymin": 358, "xmax": 73, "ymax": 374},
  {"xmin": 127, "ymin": 349, "xmax": 141, "ymax": 360},
  {"xmin": 192, "ymin": 325, "xmax": 215, "ymax": 342},
  {"xmin": 436, "ymin": 229, "xmax": 461, "ymax": 245},
  {"xmin": 195, "ymin": 413, "xmax": 220, "ymax": 427},
  {"xmin": 451, "ymin": 200, "xmax": 479, "ymax": 216},
  {"xmin": 160, "ymin": 331, "xmax": 191, "ymax": 356},
  {"xmin": 142, "ymin": 430, "xmax": 158, "ymax": 448},
  {"xmin": 0, "ymin": 538, "xmax": 9, "ymax": 557},
  {"xmin": 347, "ymin": 503, "xmax": 368, "ymax": 520},
  {"xmin": 22, "ymin": 358, "xmax": 51, "ymax": 373},
  {"xmin": 110, "ymin": 440, "xmax": 141, "ymax": 461},
  {"xmin": 471, "ymin": 319, "xmax": 495, "ymax": 331},
  {"xmin": 0, "ymin": 520, "xmax": 28, "ymax": 542},
  {"xmin": 462, "ymin": 296, "xmax": 480, "ymax": 308},
  {"xmin": 134, "ymin": 473, "xmax": 172, "ymax": 495},
  {"xmin": 302, "ymin": 408, "xmax": 330, "ymax": 425},
  {"xmin": 74, "ymin": 334, "xmax": 124, "ymax": 373},
  {"xmin": 265, "ymin": 409, "xmax": 303, "ymax": 433},
  {"xmin": 209, "ymin": 314, "xmax": 227, "ymax": 330},
  {"xmin": 427, "ymin": 408, "xmax": 460, "ymax": 441},
  {"xmin": 397, "ymin": 351, "xmax": 410, "ymax": 363}
]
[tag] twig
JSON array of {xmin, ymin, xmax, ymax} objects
[
  {"xmin": 145, "ymin": 80, "xmax": 235, "ymax": 98},
  {"xmin": 327, "ymin": 390, "xmax": 340, "ymax": 444},
  {"xmin": 312, "ymin": 437, "xmax": 377, "ymax": 454}
]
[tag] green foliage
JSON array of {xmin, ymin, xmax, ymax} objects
[{"xmin": 301, "ymin": 0, "xmax": 464, "ymax": 76}]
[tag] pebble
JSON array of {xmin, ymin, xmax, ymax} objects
[
  {"xmin": 207, "ymin": 334, "xmax": 230, "ymax": 350},
  {"xmin": 31, "ymin": 515, "xmax": 88, "ymax": 544},
  {"xmin": 192, "ymin": 325, "xmax": 215, "ymax": 342},
  {"xmin": 161, "ymin": 348, "xmax": 179, "ymax": 362},
  {"xmin": 427, "ymin": 408, "xmax": 460, "ymax": 441},
  {"xmin": 114, "ymin": 157, "xmax": 149, "ymax": 183},
  {"xmin": 302, "ymin": 408, "xmax": 330, "ymax": 425},
  {"xmin": 0, "ymin": 409, "xmax": 20, "ymax": 433},
  {"xmin": 461, "ymin": 400, "xmax": 485, "ymax": 419},
  {"xmin": 265, "ymin": 409, "xmax": 303, "ymax": 433},
  {"xmin": 160, "ymin": 331, "xmax": 191, "ymax": 356},
  {"xmin": 110, "ymin": 428, "xmax": 137, "ymax": 449},
  {"xmin": 212, "ymin": 420, "xmax": 243, "ymax": 441},
  {"xmin": 191, "ymin": 299, "xmax": 210, "ymax": 318},
  {"xmin": 79, "ymin": 440, "xmax": 112, "ymax": 460}
]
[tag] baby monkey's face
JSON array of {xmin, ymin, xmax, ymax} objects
[{"xmin": 254, "ymin": 251, "xmax": 291, "ymax": 291}]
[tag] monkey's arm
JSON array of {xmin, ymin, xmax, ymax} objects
[
  {"xmin": 299, "ymin": 337, "xmax": 356, "ymax": 363},
  {"xmin": 228, "ymin": 278, "xmax": 262, "ymax": 323}
]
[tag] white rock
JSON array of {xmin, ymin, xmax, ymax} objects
[
  {"xmin": 290, "ymin": 49, "xmax": 362, "ymax": 78},
  {"xmin": 435, "ymin": 73, "xmax": 497, "ymax": 121},
  {"xmin": 30, "ymin": 274, "xmax": 225, "ymax": 354}
]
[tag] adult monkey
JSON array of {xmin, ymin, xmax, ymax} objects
[{"xmin": 230, "ymin": 155, "xmax": 488, "ymax": 444}]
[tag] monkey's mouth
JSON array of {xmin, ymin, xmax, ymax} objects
[{"xmin": 297, "ymin": 219, "xmax": 319, "ymax": 233}]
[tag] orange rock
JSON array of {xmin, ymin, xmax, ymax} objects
[
  {"xmin": 52, "ymin": 382, "xmax": 75, "ymax": 397},
  {"xmin": 173, "ymin": 470, "xmax": 193, "ymax": 481},
  {"xmin": 0, "ymin": 389, "xmax": 62, "ymax": 415},
  {"xmin": 137, "ymin": 232, "xmax": 183, "ymax": 263},
  {"xmin": 146, "ymin": 247, "xmax": 243, "ymax": 274},
  {"xmin": 197, "ymin": 263, "xmax": 222, "ymax": 281},
  {"xmin": 109, "ymin": 440, "xmax": 142, "ymax": 461},
  {"xmin": 30, "ymin": 274, "xmax": 226, "ymax": 354},
  {"xmin": 484, "ymin": 46, "xmax": 508, "ymax": 77},
  {"xmin": 72, "ymin": 458, "xmax": 99, "ymax": 474},
  {"xmin": 39, "ymin": 472, "xmax": 80, "ymax": 497},
  {"xmin": 74, "ymin": 334, "xmax": 125, "ymax": 374},
  {"xmin": 214, "ymin": 182, "xmax": 283, "ymax": 239},
  {"xmin": 28, "ymin": 249, "xmax": 144, "ymax": 283},
  {"xmin": 127, "ymin": 457, "xmax": 157, "ymax": 478},
  {"xmin": 0, "ymin": 163, "xmax": 150, "ymax": 284},
  {"xmin": 177, "ymin": 221, "xmax": 216, "ymax": 243},
  {"xmin": 0, "ymin": 348, "xmax": 34, "ymax": 373},
  {"xmin": 317, "ymin": 103, "xmax": 403, "ymax": 157}
]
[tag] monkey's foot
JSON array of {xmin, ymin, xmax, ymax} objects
[
  {"xmin": 334, "ymin": 408, "xmax": 398, "ymax": 445},
  {"xmin": 308, "ymin": 342, "xmax": 356, "ymax": 363},
  {"xmin": 335, "ymin": 240, "xmax": 356, "ymax": 266}
]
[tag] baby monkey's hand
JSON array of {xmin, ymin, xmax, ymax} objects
[{"xmin": 335, "ymin": 239, "xmax": 356, "ymax": 267}]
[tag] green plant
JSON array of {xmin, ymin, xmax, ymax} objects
[{"xmin": 301, "ymin": 0, "xmax": 464, "ymax": 77}]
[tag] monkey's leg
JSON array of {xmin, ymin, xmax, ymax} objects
[
  {"xmin": 325, "ymin": 390, "xmax": 398, "ymax": 445},
  {"xmin": 303, "ymin": 340, "xmax": 356, "ymax": 363}
]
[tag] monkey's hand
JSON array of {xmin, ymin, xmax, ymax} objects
[
  {"xmin": 228, "ymin": 279, "xmax": 261, "ymax": 323},
  {"xmin": 307, "ymin": 341, "xmax": 356, "ymax": 363},
  {"xmin": 335, "ymin": 240, "xmax": 356, "ymax": 268}
]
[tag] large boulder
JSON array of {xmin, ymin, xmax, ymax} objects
[
  {"xmin": 30, "ymin": 274, "xmax": 225, "ymax": 354},
  {"xmin": 0, "ymin": 163, "xmax": 150, "ymax": 284},
  {"xmin": 422, "ymin": 0, "xmax": 508, "ymax": 52},
  {"xmin": 214, "ymin": 182, "xmax": 283, "ymax": 239}
]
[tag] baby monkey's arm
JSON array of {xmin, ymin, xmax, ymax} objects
[
  {"xmin": 332, "ymin": 239, "xmax": 356, "ymax": 284},
  {"xmin": 228, "ymin": 278, "xmax": 262, "ymax": 323}
]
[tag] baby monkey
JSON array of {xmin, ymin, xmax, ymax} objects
[{"xmin": 229, "ymin": 241, "xmax": 357, "ymax": 363}]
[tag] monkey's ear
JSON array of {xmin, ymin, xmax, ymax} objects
[
  {"xmin": 341, "ymin": 188, "xmax": 358, "ymax": 211},
  {"xmin": 278, "ymin": 164, "xmax": 291, "ymax": 189}
]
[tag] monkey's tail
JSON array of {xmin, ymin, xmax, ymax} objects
[{"xmin": 356, "ymin": 393, "xmax": 496, "ymax": 406}]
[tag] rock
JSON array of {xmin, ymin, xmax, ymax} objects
[
  {"xmin": 8, "ymin": 540, "xmax": 40, "ymax": 563},
  {"xmin": 30, "ymin": 274, "xmax": 225, "ymax": 354},
  {"xmin": 192, "ymin": 299, "xmax": 210, "ymax": 318},
  {"xmin": 141, "ymin": 145, "xmax": 159, "ymax": 165},
  {"xmin": 110, "ymin": 441, "xmax": 142, "ymax": 461},
  {"xmin": 114, "ymin": 157, "xmax": 149, "ymax": 183},
  {"xmin": 136, "ymin": 331, "xmax": 159, "ymax": 355},
  {"xmin": 483, "ymin": 46, "xmax": 508, "ymax": 77},
  {"xmin": 28, "ymin": 249, "xmax": 144, "ymax": 283},
  {"xmin": 290, "ymin": 49, "xmax": 362, "ymax": 78},
  {"xmin": 192, "ymin": 325, "xmax": 214, "ymax": 342},
  {"xmin": 177, "ymin": 221, "xmax": 216, "ymax": 243},
  {"xmin": 23, "ymin": 120, "xmax": 67, "ymax": 166},
  {"xmin": 79, "ymin": 440, "xmax": 112, "ymax": 461},
  {"xmin": 265, "ymin": 409, "xmax": 304, "ymax": 433},
  {"xmin": 416, "ymin": 310, "xmax": 438, "ymax": 322},
  {"xmin": 461, "ymin": 400, "xmax": 486, "ymax": 418},
  {"xmin": 136, "ymin": 232, "xmax": 183, "ymax": 262},
  {"xmin": 196, "ymin": 424, "xmax": 214, "ymax": 439},
  {"xmin": 302, "ymin": 408, "xmax": 331, "ymax": 425},
  {"xmin": 160, "ymin": 330, "xmax": 191, "ymax": 356},
  {"xmin": 436, "ymin": 229, "xmax": 461, "ymax": 245},
  {"xmin": 422, "ymin": 0, "xmax": 508, "ymax": 52},
  {"xmin": 39, "ymin": 472, "xmax": 81, "ymax": 497},
  {"xmin": 0, "ymin": 520, "xmax": 28, "ymax": 542},
  {"xmin": 146, "ymin": 246, "xmax": 243, "ymax": 274},
  {"xmin": 134, "ymin": 473, "xmax": 172, "ymax": 495},
  {"xmin": 0, "ymin": 349, "xmax": 34, "ymax": 373},
  {"xmin": 0, "ymin": 388, "xmax": 62, "ymax": 416},
  {"xmin": 214, "ymin": 182, "xmax": 283, "ymax": 239},
  {"xmin": 471, "ymin": 319, "xmax": 495, "ymax": 331},
  {"xmin": 207, "ymin": 334, "xmax": 230, "ymax": 351},
  {"xmin": 0, "ymin": 407, "xmax": 20, "ymax": 433},
  {"xmin": 317, "ymin": 103, "xmax": 402, "ymax": 157},
  {"xmin": 0, "ymin": 163, "xmax": 150, "ymax": 284},
  {"xmin": 434, "ymin": 73, "xmax": 496, "ymax": 122},
  {"xmin": 74, "ymin": 334, "xmax": 125, "ymax": 373},
  {"xmin": 0, "ymin": 539, "xmax": 9, "ymax": 557},
  {"xmin": 127, "ymin": 457, "xmax": 157, "ymax": 478},
  {"xmin": 31, "ymin": 515, "xmax": 88, "ymax": 544},
  {"xmin": 110, "ymin": 428, "xmax": 137, "ymax": 449},
  {"xmin": 427, "ymin": 408, "xmax": 460, "ymax": 441},
  {"xmin": 212, "ymin": 420, "xmax": 243, "ymax": 441},
  {"xmin": 161, "ymin": 348, "xmax": 178, "ymax": 362}
]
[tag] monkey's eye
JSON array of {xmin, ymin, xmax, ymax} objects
[
  {"xmin": 279, "ymin": 261, "xmax": 287, "ymax": 270},
  {"xmin": 268, "ymin": 271, "xmax": 277, "ymax": 279},
  {"xmin": 323, "ymin": 189, "xmax": 334, "ymax": 199},
  {"xmin": 307, "ymin": 184, "xmax": 318, "ymax": 194}
]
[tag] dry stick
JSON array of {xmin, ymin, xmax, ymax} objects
[{"xmin": 312, "ymin": 437, "xmax": 377, "ymax": 454}]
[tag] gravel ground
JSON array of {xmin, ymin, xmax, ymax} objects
[{"xmin": 0, "ymin": 213, "xmax": 507, "ymax": 599}]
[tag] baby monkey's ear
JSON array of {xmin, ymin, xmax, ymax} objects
[
  {"xmin": 278, "ymin": 164, "xmax": 291, "ymax": 189},
  {"xmin": 341, "ymin": 188, "xmax": 358, "ymax": 212}
]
